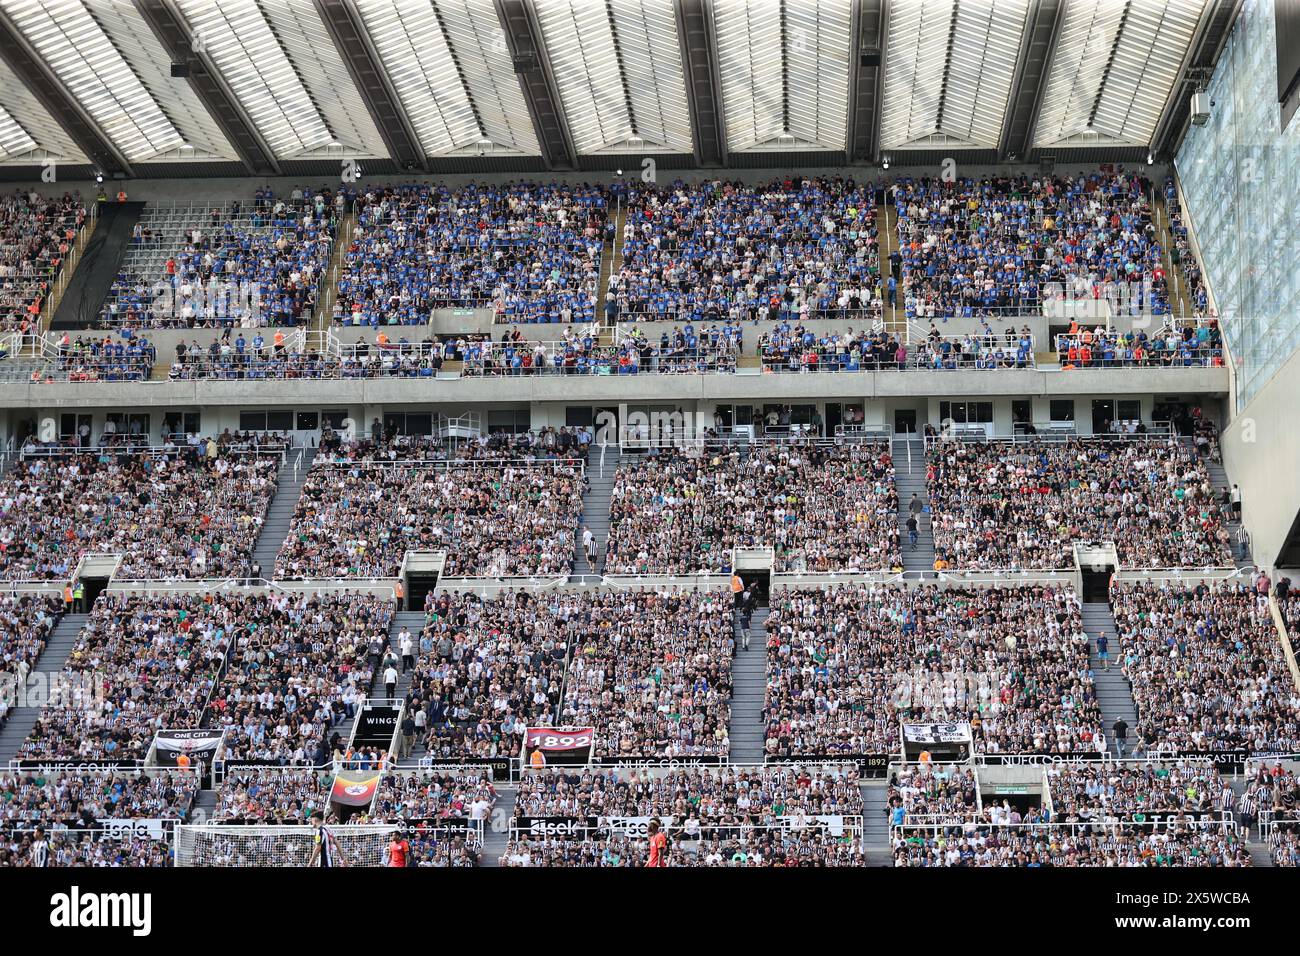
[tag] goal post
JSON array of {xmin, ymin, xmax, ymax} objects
[{"xmin": 174, "ymin": 824, "xmax": 399, "ymax": 867}]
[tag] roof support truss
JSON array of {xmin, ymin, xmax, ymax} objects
[
  {"xmin": 493, "ymin": 0, "xmax": 577, "ymax": 168},
  {"xmin": 133, "ymin": 0, "xmax": 279, "ymax": 175},
  {"xmin": 674, "ymin": 0, "xmax": 726, "ymax": 165},
  {"xmin": 312, "ymin": 0, "xmax": 428, "ymax": 171},
  {"xmin": 0, "ymin": 6, "xmax": 133, "ymax": 176},
  {"xmin": 998, "ymin": 0, "xmax": 1064, "ymax": 160},
  {"xmin": 846, "ymin": 0, "xmax": 887, "ymax": 162}
]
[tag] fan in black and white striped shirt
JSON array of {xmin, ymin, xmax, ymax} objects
[{"xmin": 30, "ymin": 827, "xmax": 49, "ymax": 868}]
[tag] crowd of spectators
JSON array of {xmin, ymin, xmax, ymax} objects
[
  {"xmin": 926, "ymin": 438, "xmax": 1233, "ymax": 570},
  {"xmin": 0, "ymin": 437, "xmax": 280, "ymax": 580},
  {"xmin": 514, "ymin": 765, "xmax": 862, "ymax": 822},
  {"xmin": 0, "ymin": 770, "xmax": 198, "ymax": 828},
  {"xmin": 0, "ymin": 190, "xmax": 86, "ymax": 333},
  {"xmin": 0, "ymin": 829, "xmax": 172, "ymax": 866},
  {"xmin": 405, "ymin": 587, "xmax": 732, "ymax": 761},
  {"xmin": 371, "ymin": 768, "xmax": 496, "ymax": 823},
  {"xmin": 167, "ymin": 331, "xmax": 331, "ymax": 380},
  {"xmin": 887, "ymin": 765, "xmax": 980, "ymax": 824},
  {"xmin": 16, "ymin": 592, "xmax": 235, "ymax": 760},
  {"xmin": 892, "ymin": 171, "xmax": 1168, "ymax": 321},
  {"xmin": 1045, "ymin": 761, "xmax": 1228, "ymax": 821},
  {"xmin": 48, "ymin": 333, "xmax": 156, "ymax": 381},
  {"xmin": 0, "ymin": 594, "xmax": 63, "ymax": 728},
  {"xmin": 204, "ymin": 592, "xmax": 393, "ymax": 763},
  {"xmin": 505, "ymin": 829, "xmax": 866, "ymax": 866},
  {"xmin": 334, "ymin": 182, "xmax": 608, "ymax": 327},
  {"xmin": 1058, "ymin": 321, "xmax": 1223, "ymax": 368},
  {"xmin": 556, "ymin": 589, "xmax": 734, "ymax": 758},
  {"xmin": 1111, "ymin": 582, "xmax": 1300, "ymax": 754},
  {"xmin": 100, "ymin": 190, "xmax": 340, "ymax": 329},
  {"xmin": 604, "ymin": 440, "xmax": 899, "ymax": 574},
  {"xmin": 1238, "ymin": 762, "xmax": 1298, "ymax": 840},
  {"xmin": 211, "ymin": 768, "xmax": 332, "ymax": 823},
  {"xmin": 892, "ymin": 821, "xmax": 1251, "ymax": 866},
  {"xmin": 406, "ymin": 588, "xmax": 570, "ymax": 761},
  {"xmin": 765, "ymin": 583, "xmax": 1101, "ymax": 757},
  {"xmin": 275, "ymin": 437, "xmax": 584, "ymax": 579},
  {"xmin": 461, "ymin": 326, "xmax": 743, "ymax": 376},
  {"xmin": 612, "ymin": 177, "xmax": 880, "ymax": 324}
]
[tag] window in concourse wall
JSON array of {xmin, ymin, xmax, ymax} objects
[
  {"xmin": 939, "ymin": 401, "xmax": 993, "ymax": 424},
  {"xmin": 487, "ymin": 409, "xmax": 529, "ymax": 434},
  {"xmin": 1049, "ymin": 399, "xmax": 1075, "ymax": 422}
]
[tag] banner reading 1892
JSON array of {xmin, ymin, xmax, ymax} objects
[{"xmin": 523, "ymin": 727, "xmax": 595, "ymax": 767}]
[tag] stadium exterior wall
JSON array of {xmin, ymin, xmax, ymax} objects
[{"xmin": 1221, "ymin": 346, "xmax": 1300, "ymax": 572}]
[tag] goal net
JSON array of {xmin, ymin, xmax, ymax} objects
[{"xmin": 174, "ymin": 825, "xmax": 399, "ymax": 867}]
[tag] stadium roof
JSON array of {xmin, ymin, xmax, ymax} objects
[{"xmin": 0, "ymin": 0, "xmax": 1240, "ymax": 178}]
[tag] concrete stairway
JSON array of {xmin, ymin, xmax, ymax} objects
[
  {"xmin": 1155, "ymin": 193, "xmax": 1198, "ymax": 319},
  {"xmin": 728, "ymin": 607, "xmax": 768, "ymax": 763},
  {"xmin": 387, "ymin": 611, "xmax": 424, "ymax": 700},
  {"xmin": 1228, "ymin": 779, "xmax": 1275, "ymax": 867},
  {"xmin": 573, "ymin": 446, "xmax": 620, "ymax": 576},
  {"xmin": 596, "ymin": 203, "xmax": 628, "ymax": 326},
  {"xmin": 192, "ymin": 788, "xmax": 218, "ymax": 825},
  {"xmin": 480, "ymin": 789, "xmax": 515, "ymax": 867},
  {"xmin": 312, "ymin": 211, "xmax": 357, "ymax": 331},
  {"xmin": 251, "ymin": 447, "xmax": 316, "ymax": 575},
  {"xmin": 0, "ymin": 613, "xmax": 87, "ymax": 762},
  {"xmin": 862, "ymin": 780, "xmax": 893, "ymax": 866},
  {"xmin": 895, "ymin": 437, "xmax": 934, "ymax": 572},
  {"xmin": 1201, "ymin": 452, "xmax": 1252, "ymax": 568},
  {"xmin": 1081, "ymin": 601, "xmax": 1139, "ymax": 757},
  {"xmin": 388, "ymin": 611, "xmax": 429, "ymax": 759},
  {"xmin": 876, "ymin": 201, "xmax": 902, "ymax": 336}
]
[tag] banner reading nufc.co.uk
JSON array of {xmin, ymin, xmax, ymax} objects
[{"xmin": 523, "ymin": 726, "xmax": 595, "ymax": 767}]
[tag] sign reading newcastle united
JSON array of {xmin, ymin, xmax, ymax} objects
[
  {"xmin": 152, "ymin": 729, "xmax": 225, "ymax": 767},
  {"xmin": 523, "ymin": 726, "xmax": 595, "ymax": 767}
]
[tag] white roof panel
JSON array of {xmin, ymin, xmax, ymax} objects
[
  {"xmin": 536, "ymin": 0, "xmax": 693, "ymax": 154},
  {"xmin": 881, "ymin": 0, "xmax": 1029, "ymax": 150},
  {"xmin": 1034, "ymin": 0, "xmax": 1205, "ymax": 148},
  {"xmin": 2, "ymin": 0, "xmax": 184, "ymax": 161},
  {"xmin": 356, "ymin": 0, "xmax": 539, "ymax": 156},
  {"xmin": 175, "ymin": 0, "xmax": 335, "ymax": 158},
  {"xmin": 0, "ymin": 53, "xmax": 86, "ymax": 163},
  {"xmin": 714, "ymin": 0, "xmax": 851, "ymax": 153}
]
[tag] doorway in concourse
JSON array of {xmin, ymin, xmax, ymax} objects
[{"xmin": 894, "ymin": 409, "xmax": 917, "ymax": 434}]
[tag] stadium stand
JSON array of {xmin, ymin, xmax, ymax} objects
[
  {"xmin": 0, "ymin": 594, "xmax": 62, "ymax": 730},
  {"xmin": 926, "ymin": 438, "xmax": 1234, "ymax": 570},
  {"xmin": 274, "ymin": 435, "xmax": 584, "ymax": 580},
  {"xmin": 0, "ymin": 436, "xmax": 281, "ymax": 581},
  {"xmin": 0, "ymin": 190, "xmax": 86, "ymax": 333},
  {"xmin": 501, "ymin": 764, "xmax": 865, "ymax": 866},
  {"xmin": 1110, "ymin": 581, "xmax": 1300, "ymax": 754},
  {"xmin": 892, "ymin": 172, "xmax": 1168, "ymax": 321},
  {"xmin": 612, "ymin": 177, "xmax": 879, "ymax": 324},
  {"xmin": 98, "ymin": 190, "xmax": 340, "ymax": 329},
  {"xmin": 0, "ymin": 0, "xmax": 1290, "ymax": 888},
  {"xmin": 604, "ymin": 440, "xmax": 899, "ymax": 574},
  {"xmin": 333, "ymin": 182, "xmax": 608, "ymax": 327},
  {"xmin": 764, "ymin": 582, "xmax": 1100, "ymax": 758}
]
